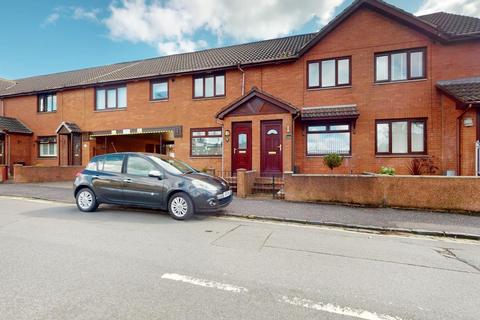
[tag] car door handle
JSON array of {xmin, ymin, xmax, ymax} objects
[{"xmin": 123, "ymin": 178, "xmax": 133, "ymax": 183}]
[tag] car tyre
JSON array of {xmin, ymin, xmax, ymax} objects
[
  {"xmin": 76, "ymin": 188, "xmax": 99, "ymax": 212},
  {"xmin": 168, "ymin": 192, "xmax": 194, "ymax": 220}
]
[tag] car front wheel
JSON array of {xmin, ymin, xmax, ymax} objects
[
  {"xmin": 76, "ymin": 188, "xmax": 99, "ymax": 212},
  {"xmin": 168, "ymin": 192, "xmax": 194, "ymax": 220}
]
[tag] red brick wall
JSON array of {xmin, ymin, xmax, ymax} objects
[
  {"xmin": 2, "ymin": 7, "xmax": 480, "ymax": 176},
  {"xmin": 13, "ymin": 165, "xmax": 83, "ymax": 183}
]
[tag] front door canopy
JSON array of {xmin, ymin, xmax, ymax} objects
[
  {"xmin": 56, "ymin": 122, "xmax": 82, "ymax": 134},
  {"xmin": 216, "ymin": 87, "xmax": 299, "ymax": 119}
]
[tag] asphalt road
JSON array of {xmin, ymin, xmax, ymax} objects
[{"xmin": 0, "ymin": 197, "xmax": 479, "ymax": 320}]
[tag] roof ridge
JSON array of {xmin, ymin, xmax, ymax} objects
[{"xmin": 419, "ymin": 11, "xmax": 480, "ymax": 20}]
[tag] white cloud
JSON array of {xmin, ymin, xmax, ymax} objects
[
  {"xmin": 42, "ymin": 6, "xmax": 101, "ymax": 27},
  {"xmin": 416, "ymin": 0, "xmax": 480, "ymax": 17},
  {"xmin": 104, "ymin": 0, "xmax": 346, "ymax": 55}
]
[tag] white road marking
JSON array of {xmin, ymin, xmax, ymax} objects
[
  {"xmin": 161, "ymin": 273, "xmax": 248, "ymax": 293},
  {"xmin": 280, "ymin": 296, "xmax": 406, "ymax": 320}
]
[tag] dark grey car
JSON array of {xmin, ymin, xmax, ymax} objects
[{"xmin": 73, "ymin": 152, "xmax": 232, "ymax": 220}]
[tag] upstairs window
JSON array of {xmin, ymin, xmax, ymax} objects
[
  {"xmin": 38, "ymin": 136, "xmax": 57, "ymax": 157},
  {"xmin": 375, "ymin": 48, "xmax": 426, "ymax": 83},
  {"xmin": 151, "ymin": 79, "xmax": 168, "ymax": 101},
  {"xmin": 38, "ymin": 93, "xmax": 57, "ymax": 112},
  {"xmin": 96, "ymin": 85, "xmax": 127, "ymax": 110},
  {"xmin": 193, "ymin": 74, "xmax": 225, "ymax": 98},
  {"xmin": 376, "ymin": 119, "xmax": 426, "ymax": 155},
  {"xmin": 306, "ymin": 123, "xmax": 351, "ymax": 156},
  {"xmin": 307, "ymin": 57, "xmax": 351, "ymax": 89}
]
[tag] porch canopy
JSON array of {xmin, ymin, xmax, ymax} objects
[
  {"xmin": 56, "ymin": 122, "xmax": 82, "ymax": 134},
  {"xmin": 301, "ymin": 104, "xmax": 360, "ymax": 127},
  {"xmin": 437, "ymin": 76, "xmax": 480, "ymax": 107},
  {"xmin": 0, "ymin": 116, "xmax": 32, "ymax": 134},
  {"xmin": 216, "ymin": 87, "xmax": 299, "ymax": 119}
]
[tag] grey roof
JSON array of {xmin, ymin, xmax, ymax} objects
[
  {"xmin": 0, "ymin": 33, "xmax": 316, "ymax": 97},
  {"xmin": 56, "ymin": 122, "xmax": 82, "ymax": 134},
  {"xmin": 0, "ymin": 116, "xmax": 33, "ymax": 134},
  {"xmin": 437, "ymin": 77, "xmax": 480, "ymax": 104},
  {"xmin": 0, "ymin": 78, "xmax": 15, "ymax": 91},
  {"xmin": 301, "ymin": 105, "xmax": 360, "ymax": 120},
  {"xmin": 0, "ymin": 0, "xmax": 479, "ymax": 98},
  {"xmin": 419, "ymin": 12, "xmax": 480, "ymax": 36}
]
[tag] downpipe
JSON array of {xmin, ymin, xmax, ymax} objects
[{"xmin": 456, "ymin": 103, "xmax": 472, "ymax": 175}]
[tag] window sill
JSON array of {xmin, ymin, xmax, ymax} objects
[
  {"xmin": 192, "ymin": 96, "xmax": 225, "ymax": 101},
  {"xmin": 374, "ymin": 78, "xmax": 427, "ymax": 86},
  {"xmin": 94, "ymin": 108, "xmax": 127, "ymax": 113},
  {"xmin": 190, "ymin": 156, "xmax": 222, "ymax": 159},
  {"xmin": 38, "ymin": 156, "xmax": 58, "ymax": 159},
  {"xmin": 37, "ymin": 111, "xmax": 57, "ymax": 114},
  {"xmin": 149, "ymin": 99, "xmax": 169, "ymax": 103},
  {"xmin": 307, "ymin": 85, "xmax": 352, "ymax": 91},
  {"xmin": 306, "ymin": 155, "xmax": 352, "ymax": 158},
  {"xmin": 376, "ymin": 154, "xmax": 428, "ymax": 158}
]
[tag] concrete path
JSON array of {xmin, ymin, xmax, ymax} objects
[
  {"xmin": 1, "ymin": 197, "xmax": 479, "ymax": 319},
  {"xmin": 0, "ymin": 181, "xmax": 479, "ymax": 239}
]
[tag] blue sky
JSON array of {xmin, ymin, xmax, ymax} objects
[{"xmin": 0, "ymin": 0, "xmax": 475, "ymax": 79}]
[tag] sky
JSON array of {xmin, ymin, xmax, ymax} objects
[{"xmin": 1, "ymin": 0, "xmax": 479, "ymax": 80}]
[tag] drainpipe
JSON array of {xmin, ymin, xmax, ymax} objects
[
  {"xmin": 291, "ymin": 112, "xmax": 300, "ymax": 173},
  {"xmin": 237, "ymin": 64, "xmax": 245, "ymax": 95},
  {"xmin": 456, "ymin": 103, "xmax": 473, "ymax": 176},
  {"xmin": 0, "ymin": 99, "xmax": 4, "ymax": 116},
  {"xmin": 216, "ymin": 118, "xmax": 225, "ymax": 177}
]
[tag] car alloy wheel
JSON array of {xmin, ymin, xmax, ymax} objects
[
  {"xmin": 171, "ymin": 196, "xmax": 188, "ymax": 217},
  {"xmin": 76, "ymin": 188, "xmax": 99, "ymax": 212}
]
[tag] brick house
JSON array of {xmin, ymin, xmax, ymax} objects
[{"xmin": 1, "ymin": 0, "xmax": 480, "ymax": 179}]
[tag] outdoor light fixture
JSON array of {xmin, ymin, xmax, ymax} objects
[{"xmin": 224, "ymin": 129, "xmax": 230, "ymax": 142}]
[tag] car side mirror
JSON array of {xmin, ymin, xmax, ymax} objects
[{"xmin": 148, "ymin": 170, "xmax": 164, "ymax": 180}]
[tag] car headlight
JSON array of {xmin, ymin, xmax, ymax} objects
[{"xmin": 192, "ymin": 179, "xmax": 218, "ymax": 193}]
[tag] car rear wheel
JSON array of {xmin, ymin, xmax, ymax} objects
[
  {"xmin": 168, "ymin": 192, "xmax": 194, "ymax": 220},
  {"xmin": 76, "ymin": 188, "xmax": 99, "ymax": 212}
]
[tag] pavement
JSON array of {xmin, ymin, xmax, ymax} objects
[
  {"xmin": 0, "ymin": 197, "xmax": 479, "ymax": 319},
  {"xmin": 0, "ymin": 181, "xmax": 480, "ymax": 239}
]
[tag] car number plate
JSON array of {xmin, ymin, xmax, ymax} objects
[{"xmin": 218, "ymin": 190, "xmax": 232, "ymax": 199}]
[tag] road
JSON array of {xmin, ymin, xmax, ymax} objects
[{"xmin": 0, "ymin": 197, "xmax": 479, "ymax": 320}]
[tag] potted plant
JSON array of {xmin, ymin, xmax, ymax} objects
[{"xmin": 323, "ymin": 153, "xmax": 344, "ymax": 172}]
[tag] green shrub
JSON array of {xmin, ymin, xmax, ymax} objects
[
  {"xmin": 379, "ymin": 166, "xmax": 395, "ymax": 176},
  {"xmin": 323, "ymin": 153, "xmax": 344, "ymax": 171}
]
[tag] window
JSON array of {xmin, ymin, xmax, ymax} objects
[
  {"xmin": 375, "ymin": 48, "xmax": 426, "ymax": 83},
  {"xmin": 38, "ymin": 137, "xmax": 57, "ymax": 157},
  {"xmin": 103, "ymin": 154, "xmax": 124, "ymax": 173},
  {"xmin": 126, "ymin": 156, "xmax": 156, "ymax": 176},
  {"xmin": 193, "ymin": 74, "xmax": 225, "ymax": 98},
  {"xmin": 95, "ymin": 86, "xmax": 127, "ymax": 110},
  {"xmin": 191, "ymin": 128, "xmax": 223, "ymax": 156},
  {"xmin": 307, "ymin": 57, "xmax": 351, "ymax": 89},
  {"xmin": 151, "ymin": 80, "xmax": 168, "ymax": 100},
  {"xmin": 306, "ymin": 123, "xmax": 351, "ymax": 156},
  {"xmin": 376, "ymin": 119, "xmax": 426, "ymax": 155},
  {"xmin": 38, "ymin": 93, "xmax": 57, "ymax": 112}
]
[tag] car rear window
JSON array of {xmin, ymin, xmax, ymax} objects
[{"xmin": 103, "ymin": 154, "xmax": 124, "ymax": 173}]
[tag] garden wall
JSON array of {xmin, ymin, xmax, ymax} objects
[
  {"xmin": 13, "ymin": 165, "xmax": 83, "ymax": 183},
  {"xmin": 284, "ymin": 172, "xmax": 480, "ymax": 213}
]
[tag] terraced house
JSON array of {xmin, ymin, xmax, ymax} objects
[{"xmin": 1, "ymin": 0, "xmax": 480, "ymax": 181}]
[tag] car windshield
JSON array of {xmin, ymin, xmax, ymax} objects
[{"xmin": 148, "ymin": 155, "xmax": 196, "ymax": 175}]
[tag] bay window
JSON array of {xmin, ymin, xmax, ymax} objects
[
  {"xmin": 96, "ymin": 85, "xmax": 127, "ymax": 110},
  {"xmin": 307, "ymin": 57, "xmax": 351, "ymax": 89},
  {"xmin": 191, "ymin": 128, "xmax": 223, "ymax": 156},
  {"xmin": 375, "ymin": 48, "xmax": 426, "ymax": 83},
  {"xmin": 306, "ymin": 123, "xmax": 351, "ymax": 156},
  {"xmin": 193, "ymin": 74, "xmax": 225, "ymax": 98},
  {"xmin": 376, "ymin": 119, "xmax": 426, "ymax": 155},
  {"xmin": 38, "ymin": 136, "xmax": 57, "ymax": 157}
]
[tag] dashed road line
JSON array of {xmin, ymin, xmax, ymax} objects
[{"xmin": 161, "ymin": 273, "xmax": 248, "ymax": 293}]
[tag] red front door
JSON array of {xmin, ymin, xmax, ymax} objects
[
  {"xmin": 232, "ymin": 122, "xmax": 252, "ymax": 173},
  {"xmin": 261, "ymin": 120, "xmax": 282, "ymax": 176}
]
